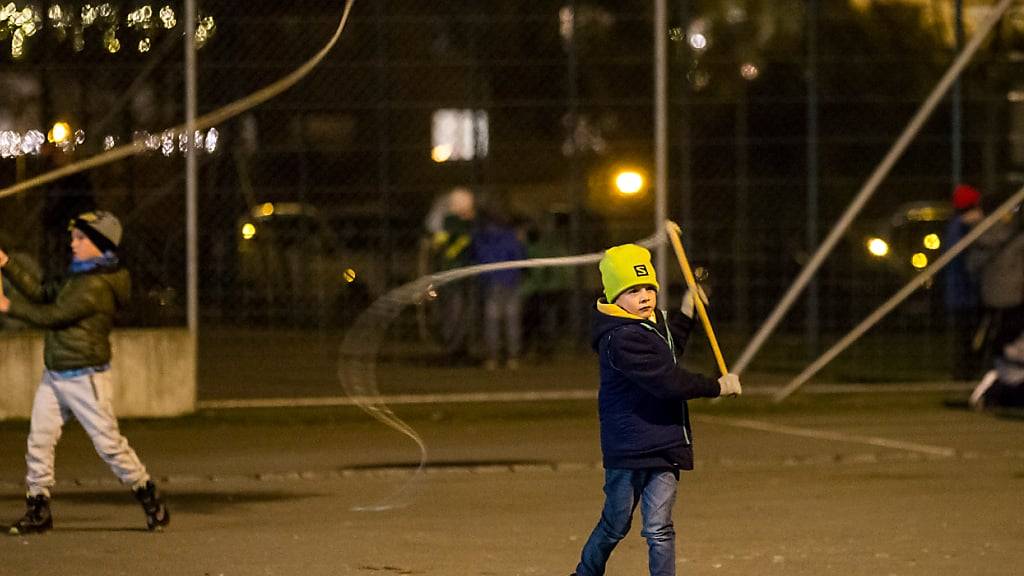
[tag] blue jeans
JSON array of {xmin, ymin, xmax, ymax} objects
[{"xmin": 576, "ymin": 468, "xmax": 679, "ymax": 576}]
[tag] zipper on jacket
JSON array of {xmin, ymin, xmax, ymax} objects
[{"xmin": 639, "ymin": 310, "xmax": 676, "ymax": 364}]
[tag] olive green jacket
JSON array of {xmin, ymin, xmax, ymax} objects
[{"xmin": 3, "ymin": 257, "xmax": 131, "ymax": 371}]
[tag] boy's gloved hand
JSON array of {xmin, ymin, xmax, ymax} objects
[
  {"xmin": 680, "ymin": 285, "xmax": 708, "ymax": 318},
  {"xmin": 717, "ymin": 373, "xmax": 742, "ymax": 397}
]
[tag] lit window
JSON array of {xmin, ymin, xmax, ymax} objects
[{"xmin": 431, "ymin": 109, "xmax": 488, "ymax": 162}]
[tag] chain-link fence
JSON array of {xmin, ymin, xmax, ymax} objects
[{"xmin": 2, "ymin": 0, "xmax": 1024, "ymax": 394}]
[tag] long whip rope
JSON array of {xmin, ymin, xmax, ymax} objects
[{"xmin": 338, "ymin": 228, "xmax": 668, "ymax": 511}]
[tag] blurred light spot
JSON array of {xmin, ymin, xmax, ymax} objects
[
  {"xmin": 614, "ymin": 170, "xmax": 645, "ymax": 195},
  {"xmin": 867, "ymin": 237, "xmax": 889, "ymax": 258},
  {"xmin": 138, "ymin": 38, "xmax": 151, "ymax": 52},
  {"xmin": 911, "ymin": 253, "xmax": 928, "ymax": 269},
  {"xmin": 342, "ymin": 268, "xmax": 357, "ymax": 283},
  {"xmin": 689, "ymin": 33, "xmax": 707, "ymax": 51},
  {"xmin": 740, "ymin": 63, "xmax": 760, "ymax": 81},
  {"xmin": 923, "ymin": 233, "xmax": 940, "ymax": 250},
  {"xmin": 103, "ymin": 135, "xmax": 117, "ymax": 150},
  {"xmin": 48, "ymin": 121, "xmax": 72, "ymax": 144},
  {"xmin": 11, "ymin": 29, "xmax": 24, "ymax": 59},
  {"xmin": 161, "ymin": 131, "xmax": 174, "ymax": 156},
  {"xmin": 558, "ymin": 6, "xmax": 574, "ymax": 43},
  {"xmin": 432, "ymin": 144, "xmax": 453, "ymax": 163},
  {"xmin": 82, "ymin": 5, "xmax": 97, "ymax": 26},
  {"xmin": 159, "ymin": 5, "xmax": 176, "ymax": 28},
  {"xmin": 204, "ymin": 127, "xmax": 218, "ymax": 153},
  {"xmin": 241, "ymin": 223, "xmax": 256, "ymax": 240},
  {"xmin": 105, "ymin": 34, "xmax": 120, "ymax": 53},
  {"xmin": 24, "ymin": 130, "xmax": 44, "ymax": 154},
  {"xmin": 195, "ymin": 15, "xmax": 216, "ymax": 48},
  {"xmin": 687, "ymin": 18, "xmax": 710, "ymax": 53},
  {"xmin": 259, "ymin": 203, "xmax": 275, "ymax": 217}
]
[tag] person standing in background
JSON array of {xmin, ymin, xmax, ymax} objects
[{"xmin": 942, "ymin": 184, "xmax": 985, "ymax": 381}]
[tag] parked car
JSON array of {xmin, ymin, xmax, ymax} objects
[
  {"xmin": 235, "ymin": 202, "xmax": 370, "ymax": 326},
  {"xmin": 858, "ymin": 201, "xmax": 953, "ymax": 280}
]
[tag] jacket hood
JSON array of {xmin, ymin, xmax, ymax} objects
[
  {"xmin": 590, "ymin": 299, "xmax": 657, "ymax": 351},
  {"xmin": 95, "ymin": 266, "xmax": 132, "ymax": 309}
]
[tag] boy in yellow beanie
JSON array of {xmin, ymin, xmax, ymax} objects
[{"xmin": 570, "ymin": 243, "xmax": 741, "ymax": 576}]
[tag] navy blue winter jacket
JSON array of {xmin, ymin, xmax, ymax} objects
[{"xmin": 591, "ymin": 300, "xmax": 720, "ymax": 470}]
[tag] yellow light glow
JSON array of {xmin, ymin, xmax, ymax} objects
[
  {"xmin": 614, "ymin": 170, "xmax": 645, "ymax": 195},
  {"xmin": 342, "ymin": 268, "xmax": 357, "ymax": 283},
  {"xmin": 866, "ymin": 237, "xmax": 889, "ymax": 257},
  {"xmin": 259, "ymin": 202, "xmax": 275, "ymax": 217},
  {"xmin": 431, "ymin": 144, "xmax": 453, "ymax": 163},
  {"xmin": 923, "ymin": 233, "xmax": 940, "ymax": 250},
  {"xmin": 241, "ymin": 223, "xmax": 256, "ymax": 240},
  {"xmin": 911, "ymin": 252, "xmax": 928, "ymax": 269},
  {"xmin": 48, "ymin": 121, "xmax": 72, "ymax": 144}
]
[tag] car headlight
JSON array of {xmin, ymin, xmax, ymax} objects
[{"xmin": 866, "ymin": 237, "xmax": 889, "ymax": 258}]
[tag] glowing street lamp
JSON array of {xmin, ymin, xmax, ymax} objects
[{"xmin": 614, "ymin": 170, "xmax": 645, "ymax": 196}]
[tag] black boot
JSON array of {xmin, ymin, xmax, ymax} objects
[
  {"xmin": 9, "ymin": 494, "xmax": 53, "ymax": 535},
  {"xmin": 132, "ymin": 480, "xmax": 170, "ymax": 531}
]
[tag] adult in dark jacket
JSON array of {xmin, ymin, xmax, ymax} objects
[
  {"xmin": 472, "ymin": 210, "xmax": 527, "ymax": 370},
  {"xmin": 0, "ymin": 211, "xmax": 169, "ymax": 534},
  {"xmin": 571, "ymin": 244, "xmax": 741, "ymax": 576},
  {"xmin": 942, "ymin": 184, "xmax": 984, "ymax": 380},
  {"xmin": 430, "ymin": 187, "xmax": 477, "ymax": 363}
]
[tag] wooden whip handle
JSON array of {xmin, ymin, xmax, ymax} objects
[{"xmin": 665, "ymin": 220, "xmax": 729, "ymax": 376}]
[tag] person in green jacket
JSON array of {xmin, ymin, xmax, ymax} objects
[{"xmin": 0, "ymin": 211, "xmax": 170, "ymax": 535}]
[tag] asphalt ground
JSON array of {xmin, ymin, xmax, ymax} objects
[{"xmin": 0, "ymin": 390, "xmax": 1021, "ymax": 576}]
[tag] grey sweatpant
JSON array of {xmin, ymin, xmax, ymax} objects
[{"xmin": 25, "ymin": 369, "xmax": 150, "ymax": 498}]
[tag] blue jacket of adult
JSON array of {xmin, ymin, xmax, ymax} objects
[
  {"xmin": 943, "ymin": 215, "xmax": 979, "ymax": 312},
  {"xmin": 591, "ymin": 301, "xmax": 720, "ymax": 471},
  {"xmin": 472, "ymin": 223, "xmax": 526, "ymax": 288}
]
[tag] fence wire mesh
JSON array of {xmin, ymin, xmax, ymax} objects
[{"xmin": 2, "ymin": 0, "xmax": 1024, "ymax": 390}]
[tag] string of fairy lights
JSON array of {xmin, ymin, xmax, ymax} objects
[
  {"xmin": 1, "ymin": 2, "xmax": 216, "ymax": 59},
  {"xmin": 0, "ymin": 123, "xmax": 219, "ymax": 158},
  {"xmin": 0, "ymin": 3, "xmax": 220, "ymax": 159}
]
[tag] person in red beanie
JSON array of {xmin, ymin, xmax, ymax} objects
[{"xmin": 942, "ymin": 184, "xmax": 985, "ymax": 380}]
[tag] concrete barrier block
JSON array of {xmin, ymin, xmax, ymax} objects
[{"xmin": 0, "ymin": 329, "xmax": 195, "ymax": 420}]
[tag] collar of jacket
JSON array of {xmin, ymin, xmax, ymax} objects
[{"xmin": 595, "ymin": 299, "xmax": 657, "ymax": 323}]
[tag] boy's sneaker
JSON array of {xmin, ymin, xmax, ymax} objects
[
  {"xmin": 8, "ymin": 494, "xmax": 52, "ymax": 535},
  {"xmin": 132, "ymin": 480, "xmax": 170, "ymax": 531}
]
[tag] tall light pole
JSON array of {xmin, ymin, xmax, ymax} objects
[{"xmin": 654, "ymin": 0, "xmax": 669, "ymax": 305}]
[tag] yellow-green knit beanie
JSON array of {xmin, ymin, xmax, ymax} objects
[{"xmin": 599, "ymin": 244, "xmax": 659, "ymax": 303}]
